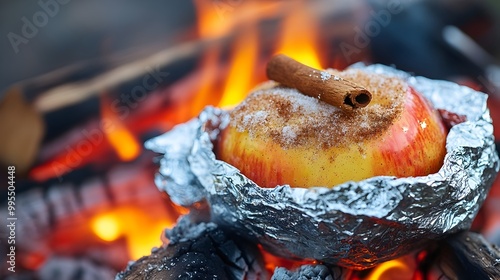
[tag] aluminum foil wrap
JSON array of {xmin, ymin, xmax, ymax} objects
[{"xmin": 145, "ymin": 64, "xmax": 499, "ymax": 269}]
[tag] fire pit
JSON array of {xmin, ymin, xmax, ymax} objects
[{"xmin": 145, "ymin": 64, "xmax": 499, "ymax": 269}]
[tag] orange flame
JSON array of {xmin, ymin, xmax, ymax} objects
[
  {"xmin": 190, "ymin": 47, "xmax": 222, "ymax": 116},
  {"xmin": 218, "ymin": 25, "xmax": 259, "ymax": 108},
  {"xmin": 28, "ymin": 2, "xmax": 335, "ymax": 271},
  {"xmin": 193, "ymin": 0, "xmax": 325, "ymax": 111},
  {"xmin": 101, "ymin": 97, "xmax": 141, "ymax": 161},
  {"xmin": 193, "ymin": 1, "xmax": 280, "ymax": 110},
  {"xmin": 275, "ymin": 2, "xmax": 323, "ymax": 69},
  {"xmin": 194, "ymin": 0, "xmax": 230, "ymax": 38},
  {"xmin": 213, "ymin": 1, "xmax": 323, "ymax": 109},
  {"xmin": 194, "ymin": 0, "xmax": 283, "ymax": 38},
  {"xmin": 93, "ymin": 0, "xmax": 324, "ymax": 265}
]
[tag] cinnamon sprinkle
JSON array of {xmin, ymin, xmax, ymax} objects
[{"xmin": 229, "ymin": 69, "xmax": 406, "ymax": 150}]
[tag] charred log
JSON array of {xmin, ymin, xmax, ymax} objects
[
  {"xmin": 116, "ymin": 217, "xmax": 267, "ymax": 280},
  {"xmin": 435, "ymin": 231, "xmax": 500, "ymax": 280}
]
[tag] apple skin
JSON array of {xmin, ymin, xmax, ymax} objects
[{"xmin": 217, "ymin": 86, "xmax": 447, "ymax": 188}]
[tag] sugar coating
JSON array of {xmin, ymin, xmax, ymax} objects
[
  {"xmin": 320, "ymin": 71, "xmax": 332, "ymax": 81},
  {"xmin": 241, "ymin": 110, "xmax": 268, "ymax": 130},
  {"xmin": 229, "ymin": 69, "xmax": 407, "ymax": 149},
  {"xmin": 281, "ymin": 126, "xmax": 297, "ymax": 145}
]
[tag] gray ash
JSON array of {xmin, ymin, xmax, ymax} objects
[
  {"xmin": 116, "ymin": 216, "xmax": 267, "ymax": 280},
  {"xmin": 272, "ymin": 264, "xmax": 351, "ymax": 280}
]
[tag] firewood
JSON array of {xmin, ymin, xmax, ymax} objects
[
  {"xmin": 436, "ymin": 232, "xmax": 500, "ymax": 280},
  {"xmin": 0, "ymin": 87, "xmax": 44, "ymax": 175}
]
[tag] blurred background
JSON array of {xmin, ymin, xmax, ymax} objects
[
  {"xmin": 0, "ymin": 0, "xmax": 500, "ymax": 279},
  {"xmin": 1, "ymin": 0, "xmax": 500, "ymax": 92},
  {"xmin": 0, "ymin": 1, "xmax": 194, "ymax": 92}
]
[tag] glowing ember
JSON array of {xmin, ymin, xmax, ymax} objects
[
  {"xmin": 366, "ymin": 259, "xmax": 412, "ymax": 280},
  {"xmin": 22, "ymin": 252, "xmax": 46, "ymax": 271},
  {"xmin": 259, "ymin": 246, "xmax": 311, "ymax": 276},
  {"xmin": 90, "ymin": 207, "xmax": 177, "ymax": 260},
  {"xmin": 101, "ymin": 97, "xmax": 141, "ymax": 161},
  {"xmin": 127, "ymin": 221, "xmax": 170, "ymax": 261},
  {"xmin": 91, "ymin": 213, "xmax": 121, "ymax": 242},
  {"xmin": 29, "ymin": 143, "xmax": 107, "ymax": 182}
]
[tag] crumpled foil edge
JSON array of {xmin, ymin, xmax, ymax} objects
[{"xmin": 146, "ymin": 64, "xmax": 499, "ymax": 269}]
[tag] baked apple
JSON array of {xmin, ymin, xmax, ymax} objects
[{"xmin": 217, "ymin": 59, "xmax": 447, "ymax": 188}]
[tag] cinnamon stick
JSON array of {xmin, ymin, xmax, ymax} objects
[{"xmin": 266, "ymin": 54, "xmax": 372, "ymax": 109}]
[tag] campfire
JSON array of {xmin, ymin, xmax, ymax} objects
[{"xmin": 2, "ymin": 1, "xmax": 500, "ymax": 279}]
